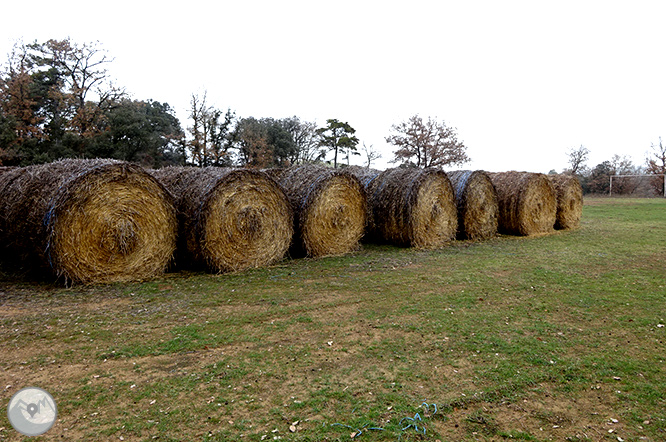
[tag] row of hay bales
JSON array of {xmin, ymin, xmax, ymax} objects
[{"xmin": 0, "ymin": 159, "xmax": 582, "ymax": 285}]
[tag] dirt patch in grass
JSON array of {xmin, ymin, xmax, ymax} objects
[{"xmin": 431, "ymin": 384, "xmax": 644, "ymax": 441}]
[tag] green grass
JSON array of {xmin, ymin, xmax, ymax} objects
[{"xmin": 1, "ymin": 197, "xmax": 665, "ymax": 441}]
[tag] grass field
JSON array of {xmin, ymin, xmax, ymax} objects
[{"xmin": 1, "ymin": 198, "xmax": 665, "ymax": 441}]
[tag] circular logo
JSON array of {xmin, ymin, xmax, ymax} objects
[{"xmin": 7, "ymin": 387, "xmax": 57, "ymax": 436}]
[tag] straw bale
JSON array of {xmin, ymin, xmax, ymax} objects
[
  {"xmin": 274, "ymin": 164, "xmax": 367, "ymax": 257},
  {"xmin": 151, "ymin": 167, "xmax": 292, "ymax": 272},
  {"xmin": 344, "ymin": 166, "xmax": 382, "ymax": 234},
  {"xmin": 350, "ymin": 167, "xmax": 457, "ymax": 248},
  {"xmin": 262, "ymin": 168, "xmax": 286, "ymax": 182},
  {"xmin": 0, "ymin": 159, "xmax": 177, "ymax": 283},
  {"xmin": 489, "ymin": 171, "xmax": 557, "ymax": 236},
  {"xmin": 548, "ymin": 174, "xmax": 583, "ymax": 229},
  {"xmin": 448, "ymin": 170, "xmax": 499, "ymax": 240}
]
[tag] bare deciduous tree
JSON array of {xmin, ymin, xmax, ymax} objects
[
  {"xmin": 361, "ymin": 142, "xmax": 382, "ymax": 168},
  {"xmin": 566, "ymin": 145, "xmax": 589, "ymax": 175},
  {"xmin": 386, "ymin": 115, "xmax": 469, "ymax": 168},
  {"xmin": 646, "ymin": 137, "xmax": 666, "ymax": 195},
  {"xmin": 187, "ymin": 91, "xmax": 234, "ymax": 167}
]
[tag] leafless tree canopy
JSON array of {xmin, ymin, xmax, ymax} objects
[
  {"xmin": 646, "ymin": 137, "xmax": 666, "ymax": 195},
  {"xmin": 647, "ymin": 137, "xmax": 666, "ymax": 174},
  {"xmin": 361, "ymin": 142, "xmax": 382, "ymax": 168},
  {"xmin": 566, "ymin": 145, "xmax": 589, "ymax": 175},
  {"xmin": 187, "ymin": 91, "xmax": 234, "ymax": 167},
  {"xmin": 386, "ymin": 115, "xmax": 469, "ymax": 168}
]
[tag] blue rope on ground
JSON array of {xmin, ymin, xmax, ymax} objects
[
  {"xmin": 398, "ymin": 412, "xmax": 425, "ymax": 440},
  {"xmin": 397, "ymin": 401, "xmax": 445, "ymax": 441},
  {"xmin": 331, "ymin": 400, "xmax": 444, "ymax": 440}
]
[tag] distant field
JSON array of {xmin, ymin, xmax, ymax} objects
[{"xmin": 1, "ymin": 198, "xmax": 665, "ymax": 441}]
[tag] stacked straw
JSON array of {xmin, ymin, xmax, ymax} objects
[
  {"xmin": 349, "ymin": 167, "xmax": 458, "ymax": 248},
  {"xmin": 271, "ymin": 164, "xmax": 367, "ymax": 257},
  {"xmin": 0, "ymin": 159, "xmax": 177, "ymax": 284},
  {"xmin": 0, "ymin": 155, "xmax": 584, "ymax": 285},
  {"xmin": 548, "ymin": 174, "xmax": 583, "ymax": 230},
  {"xmin": 489, "ymin": 171, "xmax": 557, "ymax": 236},
  {"xmin": 151, "ymin": 167, "xmax": 293, "ymax": 272},
  {"xmin": 448, "ymin": 170, "xmax": 499, "ymax": 240}
]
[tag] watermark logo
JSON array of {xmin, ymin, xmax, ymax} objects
[{"xmin": 7, "ymin": 387, "xmax": 57, "ymax": 436}]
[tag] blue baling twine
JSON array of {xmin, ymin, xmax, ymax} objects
[
  {"xmin": 397, "ymin": 402, "xmax": 441, "ymax": 441},
  {"xmin": 331, "ymin": 401, "xmax": 443, "ymax": 440},
  {"xmin": 400, "ymin": 411, "xmax": 424, "ymax": 433},
  {"xmin": 370, "ymin": 172, "xmax": 389, "ymax": 202},
  {"xmin": 403, "ymin": 171, "xmax": 423, "ymax": 205},
  {"xmin": 360, "ymin": 173, "xmax": 380, "ymax": 189},
  {"xmin": 454, "ymin": 170, "xmax": 473, "ymax": 200},
  {"xmin": 300, "ymin": 174, "xmax": 328, "ymax": 212}
]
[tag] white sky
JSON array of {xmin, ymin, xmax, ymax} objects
[{"xmin": 2, "ymin": 0, "xmax": 666, "ymax": 172}]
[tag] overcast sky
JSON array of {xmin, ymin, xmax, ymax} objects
[{"xmin": 2, "ymin": 1, "xmax": 665, "ymax": 172}]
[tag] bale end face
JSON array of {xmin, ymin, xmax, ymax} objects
[
  {"xmin": 517, "ymin": 174, "xmax": 557, "ymax": 235},
  {"xmin": 448, "ymin": 170, "xmax": 499, "ymax": 241},
  {"xmin": 47, "ymin": 161, "xmax": 177, "ymax": 284},
  {"xmin": 300, "ymin": 172, "xmax": 367, "ymax": 257},
  {"xmin": 490, "ymin": 171, "xmax": 557, "ymax": 236},
  {"xmin": 361, "ymin": 168, "xmax": 457, "ymax": 249},
  {"xmin": 201, "ymin": 170, "xmax": 293, "ymax": 272},
  {"xmin": 408, "ymin": 172, "xmax": 458, "ymax": 248},
  {"xmin": 548, "ymin": 174, "xmax": 583, "ymax": 230}
]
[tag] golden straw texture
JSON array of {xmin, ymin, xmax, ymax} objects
[
  {"xmin": 0, "ymin": 159, "xmax": 177, "ymax": 284},
  {"xmin": 448, "ymin": 170, "xmax": 499, "ymax": 240},
  {"xmin": 151, "ymin": 167, "xmax": 293, "ymax": 272},
  {"xmin": 548, "ymin": 174, "xmax": 583, "ymax": 230},
  {"xmin": 275, "ymin": 164, "xmax": 367, "ymax": 257},
  {"xmin": 489, "ymin": 171, "xmax": 557, "ymax": 236},
  {"xmin": 350, "ymin": 167, "xmax": 458, "ymax": 248}
]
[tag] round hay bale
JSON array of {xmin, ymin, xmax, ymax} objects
[
  {"xmin": 548, "ymin": 174, "xmax": 583, "ymax": 230},
  {"xmin": 344, "ymin": 166, "xmax": 382, "ymax": 235},
  {"xmin": 489, "ymin": 171, "xmax": 557, "ymax": 236},
  {"xmin": 352, "ymin": 167, "xmax": 458, "ymax": 248},
  {"xmin": 0, "ymin": 159, "xmax": 177, "ymax": 284},
  {"xmin": 262, "ymin": 167, "xmax": 286, "ymax": 182},
  {"xmin": 151, "ymin": 167, "xmax": 293, "ymax": 272},
  {"xmin": 274, "ymin": 164, "xmax": 366, "ymax": 257},
  {"xmin": 448, "ymin": 170, "xmax": 499, "ymax": 240}
]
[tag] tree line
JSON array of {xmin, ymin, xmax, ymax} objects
[
  {"xmin": 564, "ymin": 143, "xmax": 666, "ymax": 196},
  {"xmin": 0, "ymin": 39, "xmax": 469, "ymax": 170}
]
